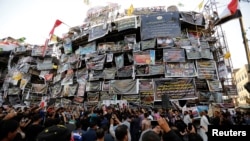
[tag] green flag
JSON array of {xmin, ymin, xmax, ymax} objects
[{"xmin": 17, "ymin": 37, "xmax": 26, "ymax": 43}]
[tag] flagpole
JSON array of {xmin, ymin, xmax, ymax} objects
[
  {"xmin": 62, "ymin": 22, "xmax": 71, "ymax": 28},
  {"xmin": 239, "ymin": 17, "xmax": 250, "ymax": 71}
]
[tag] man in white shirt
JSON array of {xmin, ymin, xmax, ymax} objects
[
  {"xmin": 199, "ymin": 111, "xmax": 210, "ymax": 141},
  {"xmin": 183, "ymin": 111, "xmax": 192, "ymax": 126},
  {"xmin": 147, "ymin": 111, "xmax": 154, "ymax": 121}
]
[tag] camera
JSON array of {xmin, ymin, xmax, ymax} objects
[{"xmin": 151, "ymin": 120, "xmax": 159, "ymax": 126}]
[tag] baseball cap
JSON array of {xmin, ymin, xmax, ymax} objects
[{"xmin": 36, "ymin": 124, "xmax": 76, "ymax": 141}]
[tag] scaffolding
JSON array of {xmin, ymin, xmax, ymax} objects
[{"xmin": 202, "ymin": 0, "xmax": 237, "ymax": 97}]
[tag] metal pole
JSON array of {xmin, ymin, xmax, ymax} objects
[{"xmin": 239, "ymin": 17, "xmax": 250, "ymax": 71}]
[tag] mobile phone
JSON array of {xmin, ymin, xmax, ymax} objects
[{"xmin": 151, "ymin": 120, "xmax": 159, "ymax": 126}]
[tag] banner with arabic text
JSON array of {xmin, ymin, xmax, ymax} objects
[
  {"xmin": 141, "ymin": 12, "xmax": 181, "ymax": 40},
  {"xmin": 196, "ymin": 60, "xmax": 218, "ymax": 80},
  {"xmin": 154, "ymin": 78, "xmax": 196, "ymax": 101}
]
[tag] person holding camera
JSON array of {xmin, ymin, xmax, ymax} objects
[{"xmin": 109, "ymin": 114, "xmax": 131, "ymax": 141}]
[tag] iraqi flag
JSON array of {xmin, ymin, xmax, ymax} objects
[
  {"xmin": 49, "ymin": 19, "xmax": 63, "ymax": 37},
  {"xmin": 214, "ymin": 0, "xmax": 242, "ymax": 26}
]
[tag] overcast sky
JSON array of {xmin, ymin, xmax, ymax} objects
[{"xmin": 0, "ymin": 0, "xmax": 250, "ymax": 68}]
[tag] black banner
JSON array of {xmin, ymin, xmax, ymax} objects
[
  {"xmin": 195, "ymin": 78, "xmax": 209, "ymax": 91},
  {"xmin": 224, "ymin": 85, "xmax": 238, "ymax": 96},
  {"xmin": 196, "ymin": 60, "xmax": 218, "ymax": 80},
  {"xmin": 141, "ymin": 12, "xmax": 181, "ymax": 40},
  {"xmin": 154, "ymin": 78, "xmax": 196, "ymax": 101}
]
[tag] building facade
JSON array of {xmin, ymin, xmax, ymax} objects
[{"xmin": 234, "ymin": 64, "xmax": 250, "ymax": 106}]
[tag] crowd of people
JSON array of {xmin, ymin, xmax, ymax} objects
[{"xmin": 0, "ymin": 104, "xmax": 250, "ymax": 141}]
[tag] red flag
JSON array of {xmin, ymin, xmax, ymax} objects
[
  {"xmin": 214, "ymin": 0, "xmax": 242, "ymax": 26},
  {"xmin": 49, "ymin": 19, "xmax": 63, "ymax": 36},
  {"xmin": 43, "ymin": 19, "xmax": 64, "ymax": 56}
]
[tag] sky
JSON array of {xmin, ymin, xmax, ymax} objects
[{"xmin": 0, "ymin": 0, "xmax": 250, "ymax": 69}]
